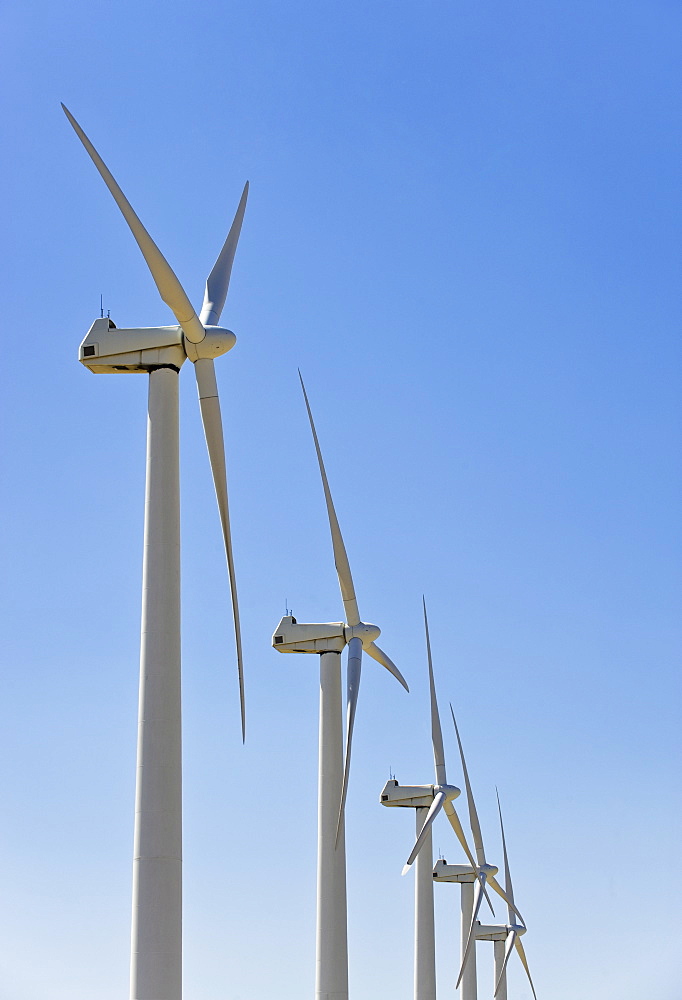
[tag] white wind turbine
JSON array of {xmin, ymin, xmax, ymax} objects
[
  {"xmin": 272, "ymin": 374, "xmax": 408, "ymax": 1000},
  {"xmin": 467, "ymin": 793, "xmax": 536, "ymax": 1000},
  {"xmin": 64, "ymin": 105, "xmax": 247, "ymax": 1000},
  {"xmin": 380, "ymin": 600, "xmax": 476, "ymax": 1000},
  {"xmin": 483, "ymin": 791, "xmax": 537, "ymax": 1000},
  {"xmin": 433, "ymin": 709, "xmax": 525, "ymax": 1000},
  {"xmin": 451, "ymin": 707, "xmax": 527, "ymax": 995}
]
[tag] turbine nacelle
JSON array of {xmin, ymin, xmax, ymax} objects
[
  {"xmin": 476, "ymin": 923, "xmax": 513, "ymax": 942},
  {"xmin": 79, "ymin": 317, "xmax": 236, "ymax": 373},
  {"xmin": 272, "ymin": 615, "xmax": 347, "ymax": 654},
  {"xmin": 432, "ymin": 858, "xmax": 499, "ymax": 882},
  {"xmin": 271, "ymin": 615, "xmax": 385, "ymax": 655},
  {"xmin": 380, "ymin": 778, "xmax": 461, "ymax": 809},
  {"xmin": 79, "ymin": 317, "xmax": 182, "ymax": 372}
]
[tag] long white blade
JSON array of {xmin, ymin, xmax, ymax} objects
[
  {"xmin": 423, "ymin": 598, "xmax": 446, "ymax": 784},
  {"xmin": 443, "ymin": 798, "xmax": 478, "ymax": 870},
  {"xmin": 496, "ymin": 789, "xmax": 516, "ymax": 925},
  {"xmin": 456, "ymin": 874, "xmax": 487, "ymax": 989},
  {"xmin": 488, "ymin": 874, "xmax": 525, "ymax": 927},
  {"xmin": 450, "ymin": 704, "xmax": 486, "ymax": 867},
  {"xmin": 365, "ymin": 641, "xmax": 409, "ymax": 691},
  {"xmin": 515, "ymin": 937, "xmax": 538, "ymax": 1000},
  {"xmin": 336, "ymin": 636, "xmax": 362, "ymax": 845},
  {"xmin": 62, "ymin": 104, "xmax": 204, "ymax": 345},
  {"xmin": 442, "ymin": 798, "xmax": 494, "ymax": 916},
  {"xmin": 298, "ymin": 372, "xmax": 360, "ymax": 627},
  {"xmin": 402, "ymin": 789, "xmax": 446, "ymax": 874},
  {"xmin": 195, "ymin": 358, "xmax": 245, "ymax": 740},
  {"xmin": 493, "ymin": 929, "xmax": 517, "ymax": 997},
  {"xmin": 200, "ymin": 182, "xmax": 249, "ymax": 326}
]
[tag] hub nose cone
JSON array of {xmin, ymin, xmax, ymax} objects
[
  {"xmin": 202, "ymin": 327, "xmax": 236, "ymax": 357},
  {"xmin": 184, "ymin": 326, "xmax": 236, "ymax": 362},
  {"xmin": 345, "ymin": 622, "xmax": 381, "ymax": 644}
]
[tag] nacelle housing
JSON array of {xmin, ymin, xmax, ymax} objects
[
  {"xmin": 79, "ymin": 317, "xmax": 185, "ymax": 372},
  {"xmin": 271, "ymin": 616, "xmax": 346, "ymax": 654}
]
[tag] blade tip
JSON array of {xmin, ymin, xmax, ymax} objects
[{"xmin": 401, "ymin": 864, "xmax": 411, "ymax": 877}]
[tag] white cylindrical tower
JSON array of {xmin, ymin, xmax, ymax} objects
[
  {"xmin": 316, "ymin": 649, "xmax": 348, "ymax": 1000},
  {"xmin": 493, "ymin": 939, "xmax": 508, "ymax": 1000},
  {"xmin": 460, "ymin": 881, "xmax": 477, "ymax": 1000},
  {"xmin": 130, "ymin": 366, "xmax": 182, "ymax": 1000},
  {"xmin": 414, "ymin": 807, "xmax": 436, "ymax": 1000}
]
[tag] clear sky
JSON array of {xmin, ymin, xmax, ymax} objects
[{"xmin": 0, "ymin": 2, "xmax": 680, "ymax": 998}]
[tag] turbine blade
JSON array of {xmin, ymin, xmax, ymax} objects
[
  {"xmin": 443, "ymin": 799, "xmax": 495, "ymax": 916},
  {"xmin": 450, "ymin": 704, "xmax": 486, "ymax": 866},
  {"xmin": 443, "ymin": 799, "xmax": 477, "ymax": 870},
  {"xmin": 200, "ymin": 182, "xmax": 249, "ymax": 326},
  {"xmin": 423, "ymin": 598, "xmax": 446, "ymax": 784},
  {"xmin": 365, "ymin": 641, "xmax": 409, "ymax": 691},
  {"xmin": 514, "ymin": 937, "xmax": 538, "ymax": 1000},
  {"xmin": 488, "ymin": 874, "xmax": 525, "ymax": 927},
  {"xmin": 335, "ymin": 637, "xmax": 362, "ymax": 845},
  {"xmin": 496, "ymin": 788, "xmax": 515, "ymax": 924},
  {"xmin": 402, "ymin": 789, "xmax": 446, "ymax": 874},
  {"xmin": 61, "ymin": 104, "xmax": 204, "ymax": 344},
  {"xmin": 195, "ymin": 358, "xmax": 245, "ymax": 740},
  {"xmin": 493, "ymin": 929, "xmax": 517, "ymax": 997},
  {"xmin": 298, "ymin": 373, "xmax": 360, "ymax": 626},
  {"xmin": 456, "ymin": 874, "xmax": 486, "ymax": 989}
]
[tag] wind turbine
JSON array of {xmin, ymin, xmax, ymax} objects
[
  {"xmin": 485, "ymin": 791, "xmax": 537, "ymax": 1000},
  {"xmin": 432, "ymin": 709, "xmax": 525, "ymax": 1000},
  {"xmin": 272, "ymin": 374, "xmax": 408, "ymax": 1000},
  {"xmin": 450, "ymin": 706, "xmax": 529, "ymax": 995},
  {"xmin": 380, "ymin": 599, "xmax": 471, "ymax": 1000},
  {"xmin": 63, "ymin": 105, "xmax": 248, "ymax": 1000}
]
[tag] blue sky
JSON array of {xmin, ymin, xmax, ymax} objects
[{"xmin": 0, "ymin": 2, "xmax": 680, "ymax": 998}]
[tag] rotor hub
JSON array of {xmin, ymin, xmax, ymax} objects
[
  {"xmin": 434, "ymin": 782, "xmax": 461, "ymax": 802},
  {"xmin": 344, "ymin": 621, "xmax": 380, "ymax": 645},
  {"xmin": 184, "ymin": 326, "xmax": 236, "ymax": 362}
]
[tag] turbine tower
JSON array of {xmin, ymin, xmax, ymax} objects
[
  {"xmin": 380, "ymin": 600, "xmax": 470, "ymax": 1000},
  {"xmin": 432, "ymin": 858, "xmax": 481, "ymax": 1000},
  {"xmin": 272, "ymin": 375, "xmax": 408, "ymax": 1000},
  {"xmin": 64, "ymin": 106, "xmax": 248, "ymax": 1000}
]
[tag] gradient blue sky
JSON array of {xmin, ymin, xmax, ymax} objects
[{"xmin": 0, "ymin": 3, "xmax": 680, "ymax": 998}]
